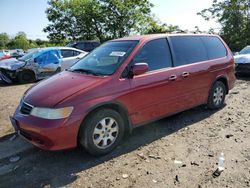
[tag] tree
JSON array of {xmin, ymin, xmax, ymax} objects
[
  {"xmin": 0, "ymin": 33, "xmax": 10, "ymax": 49},
  {"xmin": 7, "ymin": 32, "xmax": 30, "ymax": 50},
  {"xmin": 198, "ymin": 0, "xmax": 250, "ymax": 51},
  {"xmin": 44, "ymin": 0, "xmax": 153, "ymax": 42},
  {"xmin": 143, "ymin": 18, "xmax": 181, "ymax": 34}
]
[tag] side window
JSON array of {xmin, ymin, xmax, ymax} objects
[
  {"xmin": 73, "ymin": 51, "xmax": 81, "ymax": 56},
  {"xmin": 133, "ymin": 38, "xmax": 172, "ymax": 72},
  {"xmin": 201, "ymin": 36, "xmax": 227, "ymax": 59},
  {"xmin": 85, "ymin": 42, "xmax": 93, "ymax": 50},
  {"xmin": 61, "ymin": 50, "xmax": 75, "ymax": 58},
  {"xmin": 170, "ymin": 36, "xmax": 208, "ymax": 66},
  {"xmin": 75, "ymin": 43, "xmax": 85, "ymax": 50},
  {"xmin": 93, "ymin": 42, "xmax": 100, "ymax": 48}
]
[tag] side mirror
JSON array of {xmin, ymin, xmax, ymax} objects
[{"xmin": 132, "ymin": 63, "xmax": 148, "ymax": 76}]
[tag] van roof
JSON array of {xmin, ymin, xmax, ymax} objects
[{"xmin": 111, "ymin": 33, "xmax": 219, "ymax": 42}]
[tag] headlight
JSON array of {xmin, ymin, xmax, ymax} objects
[{"xmin": 30, "ymin": 107, "xmax": 73, "ymax": 119}]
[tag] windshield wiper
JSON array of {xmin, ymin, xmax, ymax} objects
[{"xmin": 68, "ymin": 68, "xmax": 102, "ymax": 76}]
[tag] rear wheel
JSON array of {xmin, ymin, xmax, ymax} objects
[
  {"xmin": 79, "ymin": 109, "xmax": 125, "ymax": 156},
  {"xmin": 18, "ymin": 70, "xmax": 36, "ymax": 84},
  {"xmin": 207, "ymin": 81, "xmax": 226, "ymax": 109}
]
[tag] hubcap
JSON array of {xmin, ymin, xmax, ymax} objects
[
  {"xmin": 92, "ymin": 117, "xmax": 119, "ymax": 149},
  {"xmin": 213, "ymin": 86, "xmax": 224, "ymax": 106}
]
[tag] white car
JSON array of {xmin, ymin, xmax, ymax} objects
[
  {"xmin": 234, "ymin": 46, "xmax": 250, "ymax": 74},
  {"xmin": 60, "ymin": 47, "xmax": 88, "ymax": 70}
]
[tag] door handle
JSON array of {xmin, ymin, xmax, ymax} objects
[
  {"xmin": 182, "ymin": 72, "xmax": 190, "ymax": 78},
  {"xmin": 169, "ymin": 75, "xmax": 177, "ymax": 81}
]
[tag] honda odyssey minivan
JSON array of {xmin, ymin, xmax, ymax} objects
[{"xmin": 11, "ymin": 34, "xmax": 236, "ymax": 155}]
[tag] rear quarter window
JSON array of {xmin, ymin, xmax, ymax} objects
[
  {"xmin": 201, "ymin": 36, "xmax": 227, "ymax": 59},
  {"xmin": 170, "ymin": 36, "xmax": 208, "ymax": 66}
]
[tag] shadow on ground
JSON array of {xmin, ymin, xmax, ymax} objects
[
  {"xmin": 236, "ymin": 74, "xmax": 250, "ymax": 81},
  {"xmin": 0, "ymin": 80, "xmax": 37, "ymax": 87},
  {"xmin": 0, "ymin": 105, "xmax": 220, "ymax": 187}
]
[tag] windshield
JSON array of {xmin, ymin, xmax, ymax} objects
[
  {"xmin": 239, "ymin": 46, "xmax": 250, "ymax": 55},
  {"xmin": 69, "ymin": 41, "xmax": 138, "ymax": 75},
  {"xmin": 18, "ymin": 50, "xmax": 40, "ymax": 61}
]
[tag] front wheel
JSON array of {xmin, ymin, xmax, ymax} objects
[
  {"xmin": 18, "ymin": 70, "xmax": 36, "ymax": 84},
  {"xmin": 79, "ymin": 109, "xmax": 125, "ymax": 156},
  {"xmin": 207, "ymin": 81, "xmax": 226, "ymax": 109}
]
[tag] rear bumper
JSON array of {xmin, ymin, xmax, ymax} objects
[{"xmin": 11, "ymin": 111, "xmax": 83, "ymax": 151}]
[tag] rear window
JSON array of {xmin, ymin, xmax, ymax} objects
[
  {"xmin": 201, "ymin": 36, "xmax": 227, "ymax": 59},
  {"xmin": 170, "ymin": 36, "xmax": 208, "ymax": 66}
]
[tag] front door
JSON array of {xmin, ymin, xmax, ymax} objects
[{"xmin": 126, "ymin": 38, "xmax": 182, "ymax": 125}]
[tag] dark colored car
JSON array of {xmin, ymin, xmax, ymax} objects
[
  {"xmin": 66, "ymin": 41, "xmax": 100, "ymax": 52},
  {"xmin": 11, "ymin": 34, "xmax": 235, "ymax": 155},
  {"xmin": 234, "ymin": 46, "xmax": 250, "ymax": 75}
]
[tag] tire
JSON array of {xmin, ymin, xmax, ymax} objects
[
  {"xmin": 207, "ymin": 81, "xmax": 226, "ymax": 109},
  {"xmin": 18, "ymin": 70, "xmax": 36, "ymax": 84},
  {"xmin": 79, "ymin": 109, "xmax": 125, "ymax": 156}
]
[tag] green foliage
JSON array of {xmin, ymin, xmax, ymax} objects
[
  {"xmin": 10, "ymin": 35, "xmax": 30, "ymax": 50},
  {"xmin": 198, "ymin": 0, "xmax": 250, "ymax": 51},
  {"xmin": 0, "ymin": 32, "xmax": 63, "ymax": 50},
  {"xmin": 0, "ymin": 33, "xmax": 10, "ymax": 49},
  {"xmin": 143, "ymin": 17, "xmax": 181, "ymax": 34},
  {"xmin": 44, "ymin": 0, "xmax": 153, "ymax": 42}
]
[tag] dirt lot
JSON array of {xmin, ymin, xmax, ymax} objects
[{"xmin": 0, "ymin": 77, "xmax": 250, "ymax": 188}]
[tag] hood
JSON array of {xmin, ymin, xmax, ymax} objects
[
  {"xmin": 0, "ymin": 58, "xmax": 26, "ymax": 70},
  {"xmin": 234, "ymin": 54, "xmax": 250, "ymax": 64},
  {"xmin": 24, "ymin": 71, "xmax": 107, "ymax": 107}
]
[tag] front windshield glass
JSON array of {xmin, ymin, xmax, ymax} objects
[
  {"xmin": 239, "ymin": 46, "xmax": 250, "ymax": 55},
  {"xmin": 69, "ymin": 41, "xmax": 138, "ymax": 75},
  {"xmin": 18, "ymin": 50, "xmax": 40, "ymax": 61}
]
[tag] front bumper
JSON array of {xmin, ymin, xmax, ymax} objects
[
  {"xmin": 11, "ymin": 108, "xmax": 83, "ymax": 151},
  {"xmin": 0, "ymin": 70, "xmax": 13, "ymax": 83}
]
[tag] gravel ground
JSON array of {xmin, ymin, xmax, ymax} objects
[{"xmin": 0, "ymin": 77, "xmax": 249, "ymax": 188}]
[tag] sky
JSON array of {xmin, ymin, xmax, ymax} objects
[{"xmin": 0, "ymin": 0, "xmax": 220, "ymax": 40}]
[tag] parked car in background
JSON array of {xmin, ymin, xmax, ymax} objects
[
  {"xmin": 10, "ymin": 34, "xmax": 235, "ymax": 156},
  {"xmin": 234, "ymin": 45, "xmax": 250, "ymax": 74},
  {"xmin": 9, "ymin": 49, "xmax": 25, "ymax": 58},
  {"xmin": 0, "ymin": 51, "xmax": 11, "ymax": 61},
  {"xmin": 66, "ymin": 40, "xmax": 100, "ymax": 52},
  {"xmin": 0, "ymin": 47, "xmax": 87, "ymax": 84}
]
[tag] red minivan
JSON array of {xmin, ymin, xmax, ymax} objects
[{"xmin": 11, "ymin": 34, "xmax": 235, "ymax": 155}]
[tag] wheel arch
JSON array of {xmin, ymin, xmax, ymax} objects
[
  {"xmin": 78, "ymin": 101, "xmax": 132, "ymax": 140},
  {"xmin": 17, "ymin": 68, "xmax": 36, "ymax": 80},
  {"xmin": 214, "ymin": 76, "xmax": 229, "ymax": 94}
]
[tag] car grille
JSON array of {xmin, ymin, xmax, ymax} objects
[{"xmin": 20, "ymin": 101, "xmax": 33, "ymax": 115}]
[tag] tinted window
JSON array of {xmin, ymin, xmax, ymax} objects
[
  {"xmin": 93, "ymin": 42, "xmax": 100, "ymax": 48},
  {"xmin": 85, "ymin": 42, "xmax": 93, "ymax": 49},
  {"xmin": 75, "ymin": 43, "xmax": 85, "ymax": 50},
  {"xmin": 201, "ymin": 36, "xmax": 227, "ymax": 59},
  {"xmin": 61, "ymin": 50, "xmax": 75, "ymax": 58},
  {"xmin": 170, "ymin": 36, "xmax": 208, "ymax": 66},
  {"xmin": 133, "ymin": 38, "xmax": 172, "ymax": 71}
]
